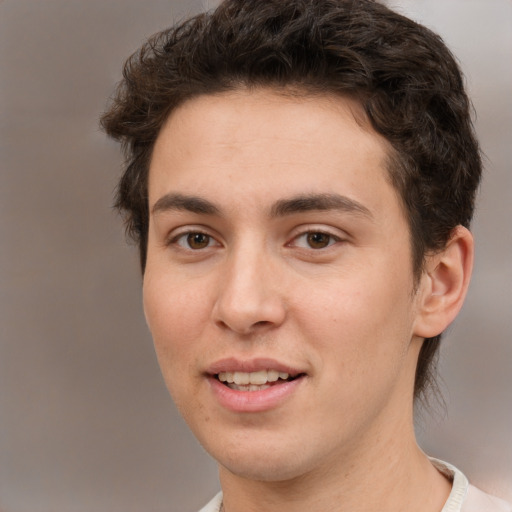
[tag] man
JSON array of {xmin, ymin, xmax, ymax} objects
[{"xmin": 101, "ymin": 1, "xmax": 511, "ymax": 511}]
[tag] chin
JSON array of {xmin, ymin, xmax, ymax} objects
[
  {"xmin": 219, "ymin": 454, "xmax": 309, "ymax": 483},
  {"xmin": 202, "ymin": 432, "xmax": 325, "ymax": 483}
]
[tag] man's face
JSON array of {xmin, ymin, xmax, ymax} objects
[{"xmin": 143, "ymin": 90, "xmax": 426, "ymax": 481}]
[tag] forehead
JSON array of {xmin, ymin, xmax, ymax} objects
[{"xmin": 149, "ymin": 89, "xmax": 399, "ymax": 220}]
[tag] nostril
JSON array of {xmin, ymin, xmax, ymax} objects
[
  {"xmin": 212, "ymin": 291, "xmax": 286, "ymax": 334},
  {"xmin": 254, "ymin": 320, "xmax": 271, "ymax": 327}
]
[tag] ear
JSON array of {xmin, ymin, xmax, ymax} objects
[{"xmin": 413, "ymin": 226, "xmax": 474, "ymax": 338}]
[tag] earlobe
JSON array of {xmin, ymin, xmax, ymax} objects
[{"xmin": 413, "ymin": 226, "xmax": 474, "ymax": 339}]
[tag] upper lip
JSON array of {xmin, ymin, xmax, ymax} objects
[{"xmin": 206, "ymin": 357, "xmax": 304, "ymax": 376}]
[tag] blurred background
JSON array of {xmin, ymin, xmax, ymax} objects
[{"xmin": 0, "ymin": 1, "xmax": 510, "ymax": 511}]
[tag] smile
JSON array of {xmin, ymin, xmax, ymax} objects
[
  {"xmin": 217, "ymin": 370, "xmax": 296, "ymax": 391},
  {"xmin": 207, "ymin": 358, "xmax": 306, "ymax": 411}
]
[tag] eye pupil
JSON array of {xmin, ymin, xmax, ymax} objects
[
  {"xmin": 307, "ymin": 232, "xmax": 330, "ymax": 249},
  {"xmin": 187, "ymin": 233, "xmax": 210, "ymax": 249}
]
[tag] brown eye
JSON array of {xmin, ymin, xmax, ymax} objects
[
  {"xmin": 306, "ymin": 232, "xmax": 333, "ymax": 249},
  {"xmin": 186, "ymin": 232, "xmax": 211, "ymax": 249}
]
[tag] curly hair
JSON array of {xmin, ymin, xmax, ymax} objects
[{"xmin": 101, "ymin": 0, "xmax": 482, "ymax": 400}]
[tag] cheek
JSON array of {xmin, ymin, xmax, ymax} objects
[
  {"xmin": 297, "ymin": 264, "xmax": 415, "ymax": 373},
  {"xmin": 142, "ymin": 273, "xmax": 212, "ymax": 382},
  {"xmin": 144, "ymin": 269, "xmax": 210, "ymax": 331}
]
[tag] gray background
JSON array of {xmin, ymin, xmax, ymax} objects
[{"xmin": 0, "ymin": 1, "xmax": 510, "ymax": 511}]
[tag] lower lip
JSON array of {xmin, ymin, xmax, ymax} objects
[{"xmin": 208, "ymin": 376, "xmax": 304, "ymax": 413}]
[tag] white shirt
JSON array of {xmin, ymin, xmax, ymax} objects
[
  {"xmin": 198, "ymin": 460, "xmax": 512, "ymax": 512},
  {"xmin": 431, "ymin": 459, "xmax": 511, "ymax": 512}
]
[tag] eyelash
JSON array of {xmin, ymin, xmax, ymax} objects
[
  {"xmin": 168, "ymin": 228, "xmax": 343, "ymax": 252},
  {"xmin": 168, "ymin": 230, "xmax": 220, "ymax": 250},
  {"xmin": 288, "ymin": 230, "xmax": 341, "ymax": 250}
]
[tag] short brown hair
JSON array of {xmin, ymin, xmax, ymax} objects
[{"xmin": 101, "ymin": 0, "xmax": 482, "ymax": 400}]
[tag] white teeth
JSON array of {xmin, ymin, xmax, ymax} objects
[
  {"xmin": 229, "ymin": 383, "xmax": 271, "ymax": 391},
  {"xmin": 234, "ymin": 371, "xmax": 250, "ymax": 385},
  {"xmin": 217, "ymin": 369, "xmax": 291, "ymax": 387},
  {"xmin": 248, "ymin": 370, "xmax": 267, "ymax": 385},
  {"xmin": 267, "ymin": 369, "xmax": 279, "ymax": 382}
]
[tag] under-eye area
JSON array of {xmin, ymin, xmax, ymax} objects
[{"xmin": 215, "ymin": 370, "xmax": 305, "ymax": 391}]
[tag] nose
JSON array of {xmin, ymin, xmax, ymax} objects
[{"xmin": 212, "ymin": 246, "xmax": 286, "ymax": 336}]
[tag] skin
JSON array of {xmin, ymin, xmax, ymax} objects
[{"xmin": 143, "ymin": 89, "xmax": 473, "ymax": 512}]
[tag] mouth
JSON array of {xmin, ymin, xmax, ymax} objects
[
  {"xmin": 215, "ymin": 369, "xmax": 303, "ymax": 392},
  {"xmin": 207, "ymin": 359, "xmax": 306, "ymax": 412}
]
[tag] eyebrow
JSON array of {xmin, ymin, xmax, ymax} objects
[
  {"xmin": 151, "ymin": 192, "xmax": 372, "ymax": 220},
  {"xmin": 152, "ymin": 193, "xmax": 221, "ymax": 216},
  {"xmin": 270, "ymin": 193, "xmax": 373, "ymax": 219}
]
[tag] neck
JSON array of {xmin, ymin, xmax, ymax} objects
[{"xmin": 218, "ymin": 414, "xmax": 451, "ymax": 512}]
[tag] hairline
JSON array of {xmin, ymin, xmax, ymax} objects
[{"xmin": 145, "ymin": 85, "xmax": 423, "ymax": 276}]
